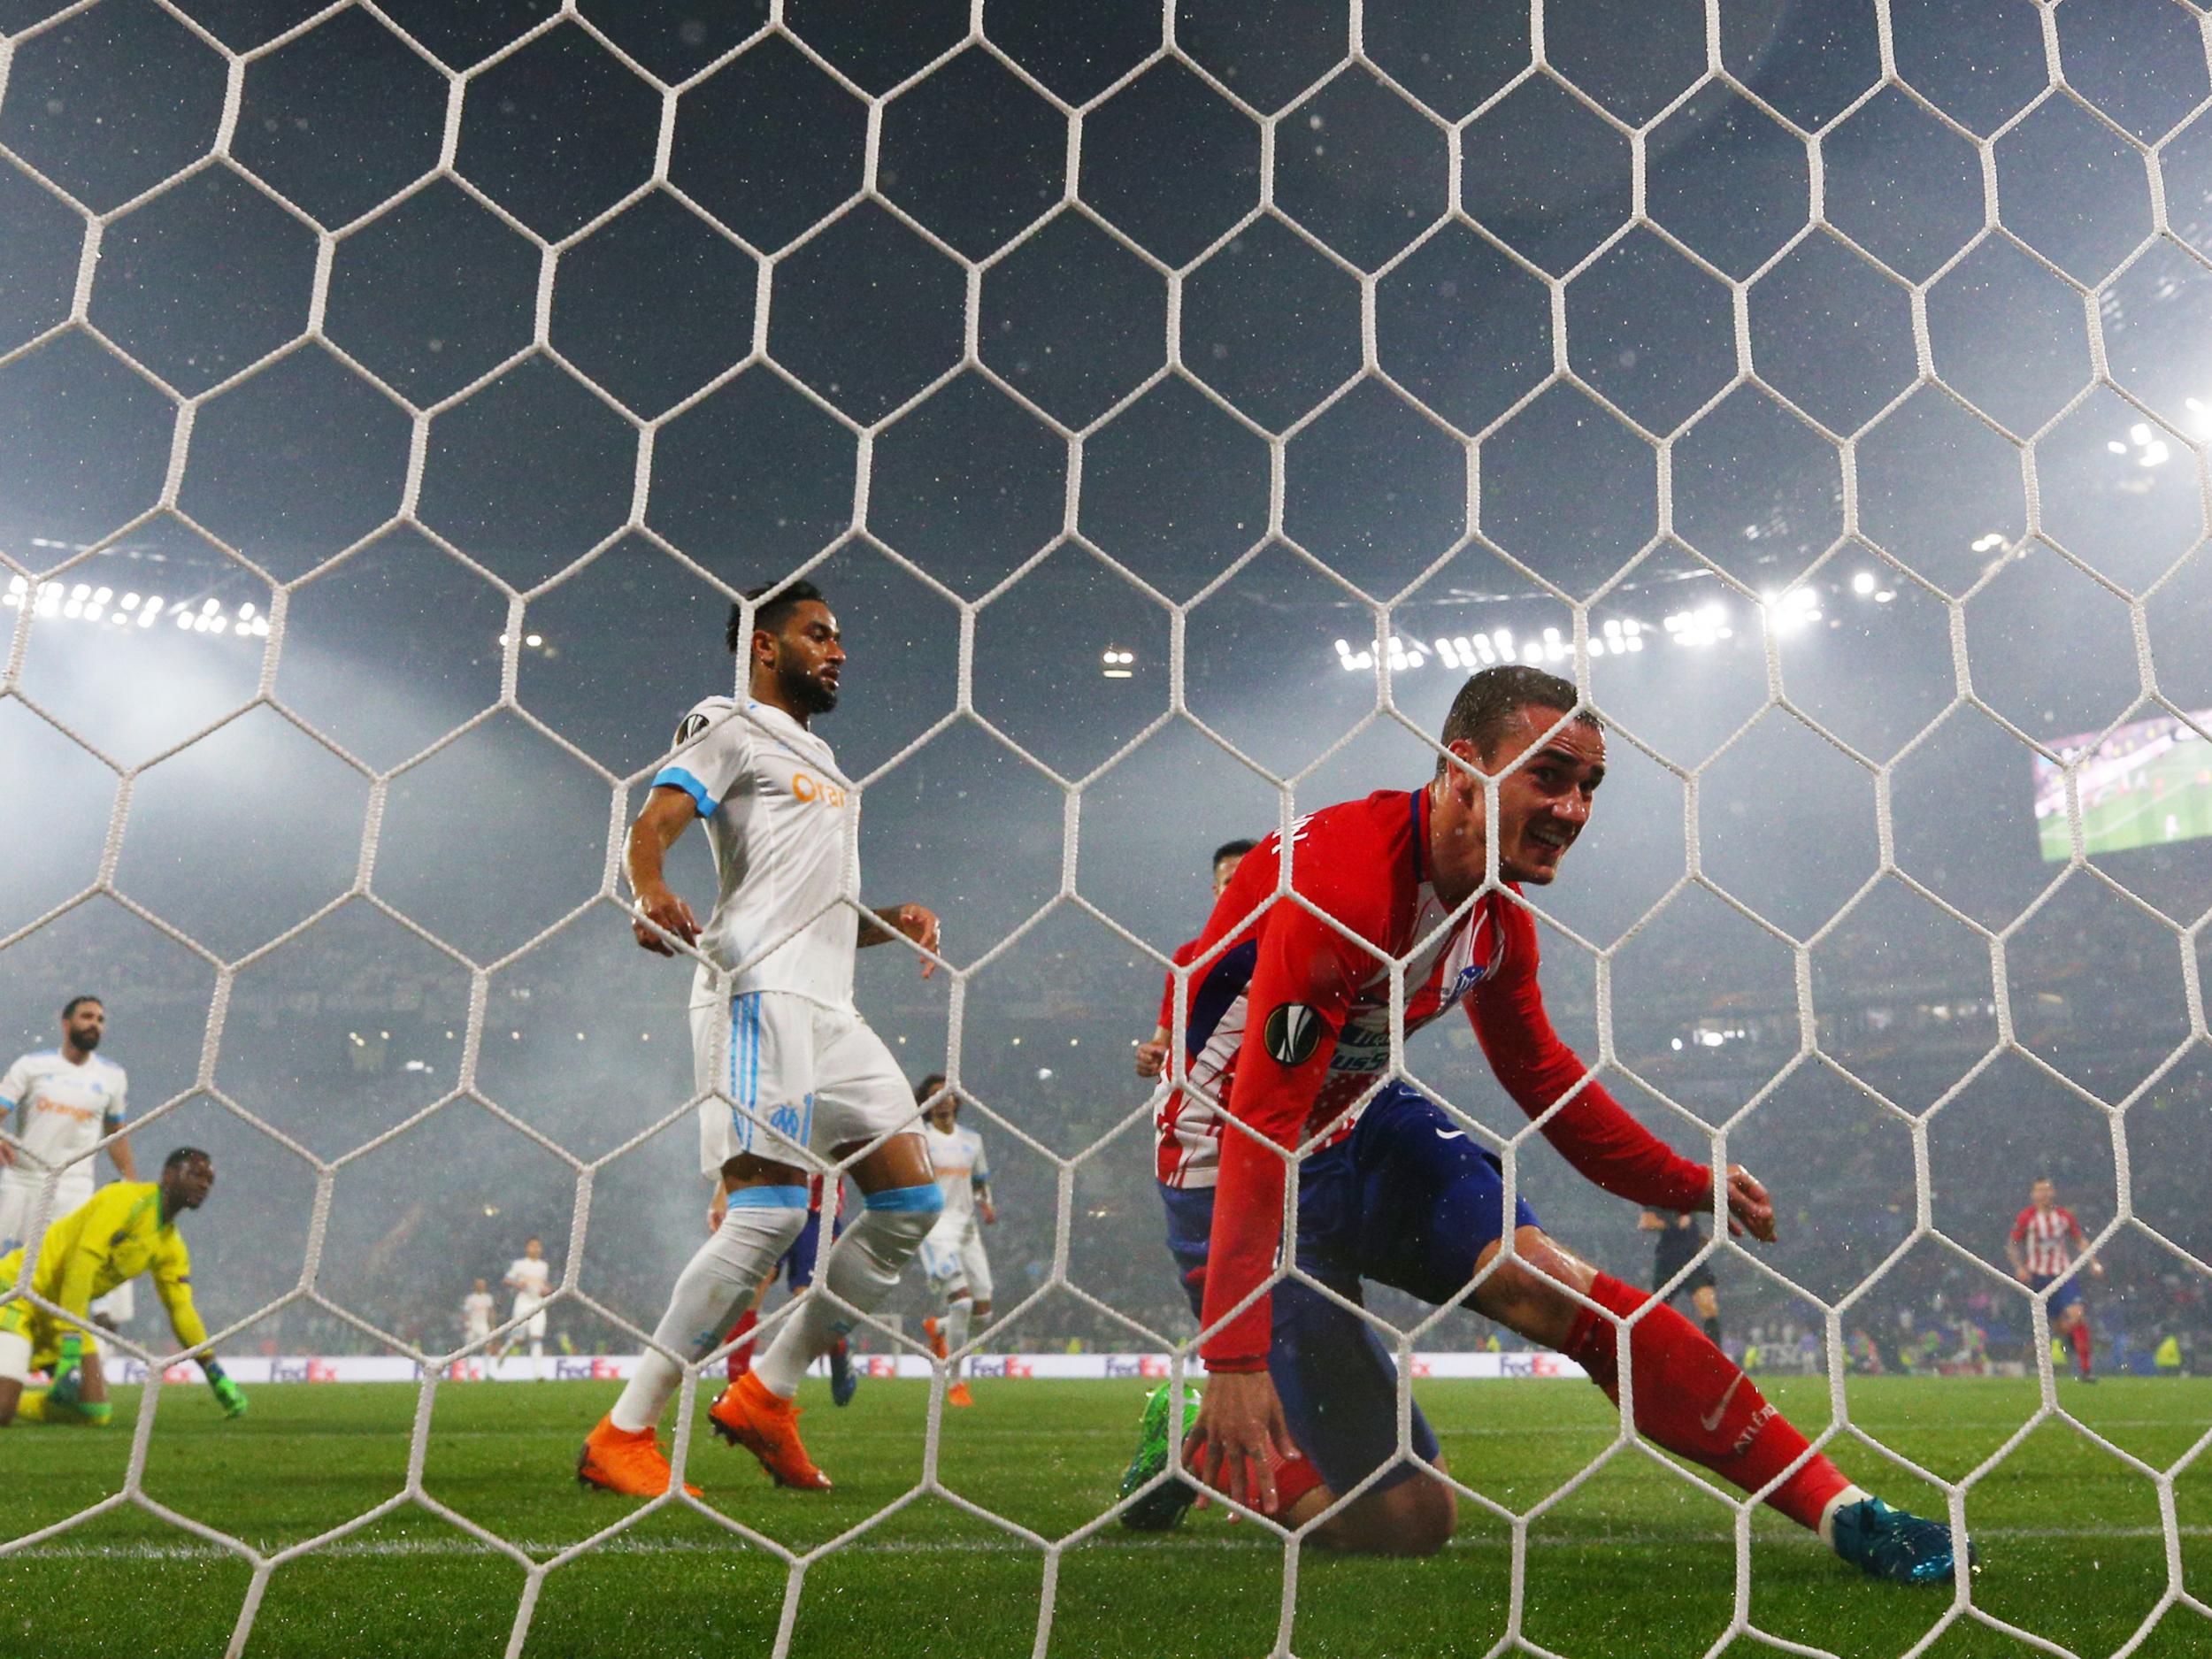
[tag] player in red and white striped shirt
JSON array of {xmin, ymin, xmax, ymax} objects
[
  {"xmin": 1137, "ymin": 840, "xmax": 1259, "ymax": 1187},
  {"xmin": 2008, "ymin": 1179, "xmax": 2103, "ymax": 1381}
]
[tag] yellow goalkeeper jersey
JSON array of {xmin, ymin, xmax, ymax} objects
[{"xmin": 4, "ymin": 1180, "xmax": 207, "ymax": 1352}]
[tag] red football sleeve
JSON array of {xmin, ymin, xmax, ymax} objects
[
  {"xmin": 1197, "ymin": 900, "xmax": 1370, "ymax": 1372},
  {"xmin": 2009, "ymin": 1208, "xmax": 2032, "ymax": 1244},
  {"xmin": 1467, "ymin": 903, "xmax": 1709, "ymax": 1213}
]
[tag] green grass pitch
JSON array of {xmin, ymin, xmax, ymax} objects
[{"xmin": 4, "ymin": 1376, "xmax": 2208, "ymax": 1657}]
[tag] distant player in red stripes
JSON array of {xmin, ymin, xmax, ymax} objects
[
  {"xmin": 1174, "ymin": 664, "xmax": 1972, "ymax": 1586},
  {"xmin": 2008, "ymin": 1178, "xmax": 2103, "ymax": 1383}
]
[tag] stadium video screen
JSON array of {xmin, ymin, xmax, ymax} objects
[{"xmin": 2033, "ymin": 707, "xmax": 2212, "ymax": 861}]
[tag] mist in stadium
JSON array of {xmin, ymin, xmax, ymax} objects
[{"xmin": 2, "ymin": 1, "xmax": 2209, "ymax": 1655}]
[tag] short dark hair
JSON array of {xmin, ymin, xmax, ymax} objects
[
  {"xmin": 62, "ymin": 995, "xmax": 102, "ymax": 1018},
  {"xmin": 915, "ymin": 1072, "xmax": 947, "ymax": 1104},
  {"xmin": 163, "ymin": 1146, "xmax": 211, "ymax": 1174},
  {"xmin": 1437, "ymin": 665, "xmax": 1600, "ymax": 774},
  {"xmin": 726, "ymin": 580, "xmax": 826, "ymax": 655},
  {"xmin": 1211, "ymin": 840, "xmax": 1258, "ymax": 868}
]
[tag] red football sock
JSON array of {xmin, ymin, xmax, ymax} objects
[
  {"xmin": 725, "ymin": 1309, "xmax": 758, "ymax": 1381},
  {"xmin": 2069, "ymin": 1320, "xmax": 2092, "ymax": 1378},
  {"xmin": 1271, "ymin": 1445, "xmax": 1325, "ymax": 1512},
  {"xmin": 1563, "ymin": 1272, "xmax": 1847, "ymax": 1533}
]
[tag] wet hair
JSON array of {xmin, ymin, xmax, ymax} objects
[
  {"xmin": 163, "ymin": 1147, "xmax": 211, "ymax": 1174},
  {"xmin": 726, "ymin": 580, "xmax": 826, "ymax": 654},
  {"xmin": 1436, "ymin": 665, "xmax": 1601, "ymax": 774},
  {"xmin": 1211, "ymin": 839, "xmax": 1258, "ymax": 868},
  {"xmin": 62, "ymin": 995, "xmax": 102, "ymax": 1019},
  {"xmin": 915, "ymin": 1072, "xmax": 948, "ymax": 1104}
]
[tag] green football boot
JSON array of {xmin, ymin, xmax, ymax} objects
[{"xmin": 1118, "ymin": 1382, "xmax": 1202, "ymax": 1532}]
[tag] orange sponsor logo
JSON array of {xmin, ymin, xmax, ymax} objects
[{"xmin": 790, "ymin": 772, "xmax": 848, "ymax": 808}]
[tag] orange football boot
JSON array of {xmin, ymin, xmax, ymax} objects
[
  {"xmin": 946, "ymin": 1379, "xmax": 975, "ymax": 1408},
  {"xmin": 576, "ymin": 1414, "xmax": 701, "ymax": 1498},
  {"xmin": 709, "ymin": 1371, "xmax": 832, "ymax": 1489}
]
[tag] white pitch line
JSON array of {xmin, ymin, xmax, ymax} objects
[{"xmin": 6, "ymin": 1524, "xmax": 2208, "ymax": 1566}]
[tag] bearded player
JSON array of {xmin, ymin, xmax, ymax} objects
[
  {"xmin": 2007, "ymin": 1179, "xmax": 2102, "ymax": 1382},
  {"xmin": 579, "ymin": 580, "xmax": 943, "ymax": 1497},
  {"xmin": 0, "ymin": 1147, "xmax": 245, "ymax": 1425},
  {"xmin": 1176, "ymin": 665, "xmax": 1970, "ymax": 1585},
  {"xmin": 0, "ymin": 996, "xmax": 134, "ymax": 1256}
]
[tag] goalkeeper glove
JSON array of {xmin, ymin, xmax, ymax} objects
[
  {"xmin": 204, "ymin": 1359, "xmax": 248, "ymax": 1419},
  {"xmin": 50, "ymin": 1332, "xmax": 86, "ymax": 1405}
]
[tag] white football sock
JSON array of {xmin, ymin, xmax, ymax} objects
[
  {"xmin": 610, "ymin": 1187, "xmax": 808, "ymax": 1433},
  {"xmin": 943, "ymin": 1296, "xmax": 973, "ymax": 1381},
  {"xmin": 1817, "ymin": 1484, "xmax": 1875, "ymax": 1550},
  {"xmin": 753, "ymin": 1184, "xmax": 941, "ymax": 1400}
]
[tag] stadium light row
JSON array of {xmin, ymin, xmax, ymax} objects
[
  {"xmin": 4, "ymin": 574, "xmax": 270, "ymax": 637},
  {"xmin": 1328, "ymin": 565, "xmax": 1931, "ymax": 675}
]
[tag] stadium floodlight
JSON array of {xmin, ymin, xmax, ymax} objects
[{"xmin": 1851, "ymin": 572, "xmax": 1877, "ymax": 595}]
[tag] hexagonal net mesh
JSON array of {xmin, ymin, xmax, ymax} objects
[{"xmin": 3, "ymin": 0, "xmax": 2211, "ymax": 1655}]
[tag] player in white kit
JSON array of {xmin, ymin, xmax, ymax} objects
[
  {"xmin": 915, "ymin": 1074, "xmax": 996, "ymax": 1407},
  {"xmin": 0, "ymin": 997, "xmax": 134, "ymax": 1259},
  {"xmin": 503, "ymin": 1239, "xmax": 552, "ymax": 1378},
  {"xmin": 580, "ymin": 580, "xmax": 944, "ymax": 1498},
  {"xmin": 463, "ymin": 1279, "xmax": 495, "ymax": 1340}
]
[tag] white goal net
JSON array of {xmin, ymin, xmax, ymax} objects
[{"xmin": 2, "ymin": 1, "xmax": 2209, "ymax": 1656}]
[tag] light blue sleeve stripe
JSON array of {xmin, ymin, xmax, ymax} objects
[
  {"xmin": 727, "ymin": 1185, "xmax": 810, "ymax": 1209},
  {"xmin": 864, "ymin": 1182, "xmax": 945, "ymax": 1213},
  {"xmin": 652, "ymin": 765, "xmax": 716, "ymax": 817}
]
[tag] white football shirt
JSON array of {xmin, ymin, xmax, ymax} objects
[
  {"xmin": 923, "ymin": 1122, "xmax": 988, "ymax": 1224},
  {"xmin": 654, "ymin": 696, "xmax": 859, "ymax": 1010},
  {"xmin": 0, "ymin": 1050, "xmax": 127, "ymax": 1180},
  {"xmin": 506, "ymin": 1257, "xmax": 550, "ymax": 1302},
  {"xmin": 463, "ymin": 1290, "xmax": 495, "ymax": 1331}
]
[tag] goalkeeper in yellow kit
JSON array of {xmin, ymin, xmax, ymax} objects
[{"xmin": 0, "ymin": 1146, "xmax": 244, "ymax": 1425}]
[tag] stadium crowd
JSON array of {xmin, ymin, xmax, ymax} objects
[{"xmin": 24, "ymin": 897, "xmax": 2204, "ymax": 1379}]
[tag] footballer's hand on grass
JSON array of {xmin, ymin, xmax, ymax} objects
[
  {"xmin": 1723, "ymin": 1165, "xmax": 1776, "ymax": 1244},
  {"xmin": 1184, "ymin": 1369, "xmax": 1292, "ymax": 1516},
  {"xmin": 632, "ymin": 885, "xmax": 700, "ymax": 956},
  {"xmin": 1133, "ymin": 1036, "xmax": 1168, "ymax": 1079}
]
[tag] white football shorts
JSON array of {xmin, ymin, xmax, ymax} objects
[
  {"xmin": 690, "ymin": 992, "xmax": 917, "ymax": 1176},
  {"xmin": 918, "ymin": 1213, "xmax": 993, "ymax": 1304},
  {"xmin": 0, "ymin": 1169, "xmax": 93, "ymax": 1256},
  {"xmin": 511, "ymin": 1294, "xmax": 548, "ymax": 1340}
]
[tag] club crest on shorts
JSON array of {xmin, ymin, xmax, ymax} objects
[
  {"xmin": 1263, "ymin": 1002, "xmax": 1323, "ymax": 1066},
  {"xmin": 675, "ymin": 710, "xmax": 710, "ymax": 745}
]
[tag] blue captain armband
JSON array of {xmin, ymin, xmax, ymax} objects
[{"xmin": 652, "ymin": 766, "xmax": 717, "ymax": 817}]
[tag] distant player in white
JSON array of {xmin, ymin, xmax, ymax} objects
[
  {"xmin": 464, "ymin": 1279, "xmax": 495, "ymax": 1341},
  {"xmin": 503, "ymin": 1238, "xmax": 552, "ymax": 1378},
  {"xmin": 0, "ymin": 996, "xmax": 134, "ymax": 1257},
  {"xmin": 915, "ymin": 1073, "xmax": 996, "ymax": 1407},
  {"xmin": 580, "ymin": 580, "xmax": 945, "ymax": 1498}
]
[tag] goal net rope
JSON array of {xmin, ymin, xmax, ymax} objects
[{"xmin": 1, "ymin": 3, "xmax": 2206, "ymax": 1657}]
